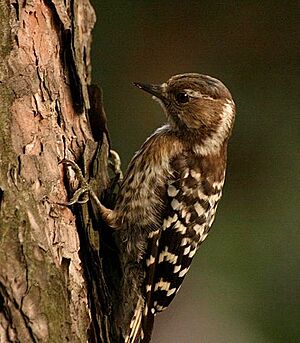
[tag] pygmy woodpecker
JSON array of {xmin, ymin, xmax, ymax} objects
[{"xmin": 87, "ymin": 73, "xmax": 235, "ymax": 342}]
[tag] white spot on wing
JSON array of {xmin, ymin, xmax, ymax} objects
[
  {"xmin": 146, "ymin": 255, "xmax": 155, "ymax": 266},
  {"xmin": 185, "ymin": 212, "xmax": 191, "ymax": 223},
  {"xmin": 180, "ymin": 237, "xmax": 189, "ymax": 246},
  {"xmin": 163, "ymin": 213, "xmax": 178, "ymax": 229},
  {"xmin": 212, "ymin": 180, "xmax": 225, "ymax": 190},
  {"xmin": 154, "ymin": 279, "xmax": 171, "ymax": 291},
  {"xmin": 155, "ymin": 304, "xmax": 165, "ymax": 312},
  {"xmin": 198, "ymin": 189, "xmax": 208, "ymax": 200},
  {"xmin": 167, "ymin": 184, "xmax": 179, "ymax": 197},
  {"xmin": 158, "ymin": 248, "xmax": 178, "ymax": 264},
  {"xmin": 167, "ymin": 288, "xmax": 177, "ymax": 296},
  {"xmin": 193, "ymin": 224, "xmax": 205, "ymax": 236},
  {"xmin": 171, "ymin": 198, "xmax": 181, "ymax": 210},
  {"xmin": 183, "ymin": 246, "xmax": 191, "ymax": 255},
  {"xmin": 178, "ymin": 267, "xmax": 190, "ymax": 277},
  {"xmin": 200, "ymin": 233, "xmax": 208, "ymax": 242},
  {"xmin": 175, "ymin": 222, "xmax": 187, "ymax": 234},
  {"xmin": 195, "ymin": 202, "xmax": 205, "ymax": 216},
  {"xmin": 174, "ymin": 265, "xmax": 181, "ymax": 273},
  {"xmin": 189, "ymin": 248, "xmax": 197, "ymax": 258}
]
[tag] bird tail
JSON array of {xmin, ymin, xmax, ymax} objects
[
  {"xmin": 124, "ymin": 297, "xmax": 144, "ymax": 343},
  {"xmin": 124, "ymin": 297, "xmax": 155, "ymax": 343},
  {"xmin": 141, "ymin": 309, "xmax": 155, "ymax": 343}
]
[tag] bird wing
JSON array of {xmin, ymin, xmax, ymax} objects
[
  {"xmin": 127, "ymin": 154, "xmax": 223, "ymax": 343},
  {"xmin": 141, "ymin": 154, "xmax": 222, "ymax": 342}
]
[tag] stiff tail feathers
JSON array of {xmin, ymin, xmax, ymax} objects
[
  {"xmin": 124, "ymin": 298, "xmax": 156, "ymax": 343},
  {"xmin": 124, "ymin": 297, "xmax": 144, "ymax": 343}
]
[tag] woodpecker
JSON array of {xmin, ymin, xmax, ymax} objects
[{"xmin": 66, "ymin": 73, "xmax": 235, "ymax": 342}]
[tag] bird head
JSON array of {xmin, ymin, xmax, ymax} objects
[{"xmin": 134, "ymin": 73, "xmax": 235, "ymax": 152}]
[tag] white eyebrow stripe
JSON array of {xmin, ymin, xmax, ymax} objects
[{"xmin": 184, "ymin": 89, "xmax": 215, "ymax": 101}]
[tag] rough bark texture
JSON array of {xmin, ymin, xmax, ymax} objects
[{"xmin": 0, "ymin": 1, "xmax": 117, "ymax": 342}]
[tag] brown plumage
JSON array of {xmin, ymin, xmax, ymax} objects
[{"xmin": 101, "ymin": 73, "xmax": 235, "ymax": 342}]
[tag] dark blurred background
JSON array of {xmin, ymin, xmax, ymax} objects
[{"xmin": 91, "ymin": 2, "xmax": 300, "ymax": 342}]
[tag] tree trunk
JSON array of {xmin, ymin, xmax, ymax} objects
[{"xmin": 0, "ymin": 1, "xmax": 118, "ymax": 342}]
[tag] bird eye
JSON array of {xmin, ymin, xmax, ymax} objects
[{"xmin": 175, "ymin": 92, "xmax": 189, "ymax": 104}]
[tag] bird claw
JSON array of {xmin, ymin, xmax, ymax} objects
[
  {"xmin": 58, "ymin": 158, "xmax": 115, "ymax": 227},
  {"xmin": 64, "ymin": 187, "xmax": 90, "ymax": 205},
  {"xmin": 59, "ymin": 158, "xmax": 91, "ymax": 206},
  {"xmin": 59, "ymin": 159, "xmax": 87, "ymax": 185}
]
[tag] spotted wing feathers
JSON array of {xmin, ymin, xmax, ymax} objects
[
  {"xmin": 141, "ymin": 158, "xmax": 223, "ymax": 342},
  {"xmin": 127, "ymin": 154, "xmax": 224, "ymax": 343}
]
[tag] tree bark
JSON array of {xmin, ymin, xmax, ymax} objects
[{"xmin": 0, "ymin": 1, "xmax": 117, "ymax": 342}]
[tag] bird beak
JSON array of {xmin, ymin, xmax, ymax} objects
[{"xmin": 133, "ymin": 82, "xmax": 167, "ymax": 102}]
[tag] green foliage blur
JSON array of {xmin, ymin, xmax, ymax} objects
[{"xmin": 91, "ymin": 2, "xmax": 300, "ymax": 342}]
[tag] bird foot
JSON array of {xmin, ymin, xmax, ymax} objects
[
  {"xmin": 59, "ymin": 158, "xmax": 116, "ymax": 227},
  {"xmin": 59, "ymin": 159, "xmax": 93, "ymax": 206}
]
